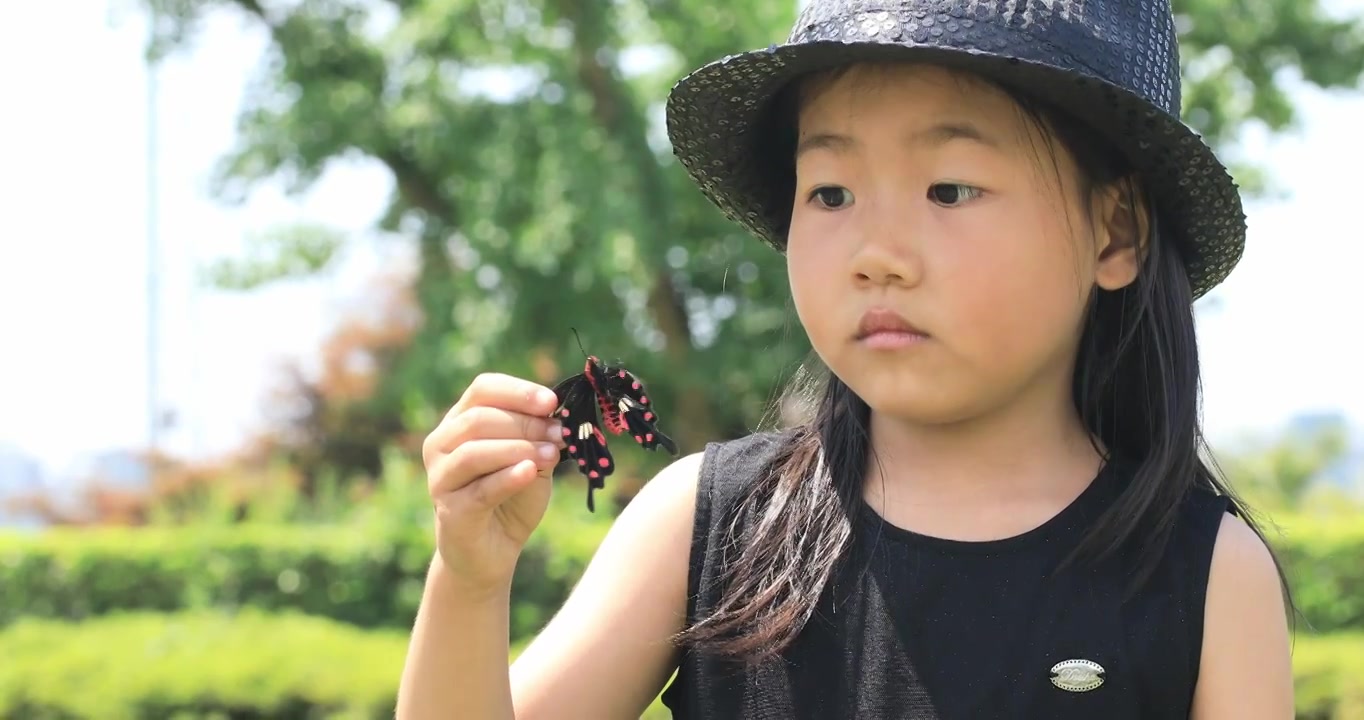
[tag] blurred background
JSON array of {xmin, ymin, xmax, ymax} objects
[{"xmin": 1, "ymin": 0, "xmax": 1362, "ymax": 717}]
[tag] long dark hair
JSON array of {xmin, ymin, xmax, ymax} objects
[{"xmin": 674, "ymin": 64, "xmax": 1295, "ymax": 664}]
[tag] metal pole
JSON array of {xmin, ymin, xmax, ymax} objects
[{"xmin": 146, "ymin": 26, "xmax": 160, "ymax": 465}]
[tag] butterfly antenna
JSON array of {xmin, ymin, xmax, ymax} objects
[{"xmin": 570, "ymin": 327, "xmax": 588, "ymax": 359}]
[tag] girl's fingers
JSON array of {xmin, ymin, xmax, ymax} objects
[
  {"xmin": 451, "ymin": 373, "xmax": 560, "ymax": 421},
  {"xmin": 457, "ymin": 459, "xmax": 543, "ymax": 512},
  {"xmin": 428, "ymin": 438, "xmax": 561, "ymax": 497},
  {"xmin": 423, "ymin": 405, "xmax": 565, "ymax": 467}
]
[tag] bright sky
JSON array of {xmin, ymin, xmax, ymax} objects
[{"xmin": 2, "ymin": 2, "xmax": 1362, "ymax": 478}]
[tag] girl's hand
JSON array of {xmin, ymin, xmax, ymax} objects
[{"xmin": 421, "ymin": 372, "xmax": 565, "ymax": 597}]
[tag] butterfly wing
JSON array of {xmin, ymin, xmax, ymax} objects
[
  {"xmin": 551, "ymin": 373, "xmax": 614, "ymax": 512},
  {"xmin": 599, "ymin": 365, "xmax": 679, "ymax": 455}
]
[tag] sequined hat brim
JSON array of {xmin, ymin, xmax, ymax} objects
[{"xmin": 665, "ymin": 24, "xmax": 1246, "ymax": 300}]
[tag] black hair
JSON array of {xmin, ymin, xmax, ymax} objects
[{"xmin": 674, "ymin": 61, "xmax": 1295, "ymax": 663}]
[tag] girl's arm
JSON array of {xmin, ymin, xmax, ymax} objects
[
  {"xmin": 508, "ymin": 451, "xmax": 703, "ymax": 718},
  {"xmin": 1189, "ymin": 513, "xmax": 1295, "ymax": 719},
  {"xmin": 399, "ymin": 452, "xmax": 701, "ymax": 719}
]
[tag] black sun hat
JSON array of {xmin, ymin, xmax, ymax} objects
[{"xmin": 665, "ymin": 0, "xmax": 1246, "ymax": 300}]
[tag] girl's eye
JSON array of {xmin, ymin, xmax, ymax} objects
[
  {"xmin": 809, "ymin": 186, "xmax": 854, "ymax": 209},
  {"xmin": 928, "ymin": 183, "xmax": 983, "ymax": 206}
]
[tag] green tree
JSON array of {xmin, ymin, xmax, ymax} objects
[
  {"xmin": 1223, "ymin": 420, "xmax": 1356, "ymax": 512},
  {"xmin": 137, "ymin": 0, "xmax": 1364, "ymax": 487}
]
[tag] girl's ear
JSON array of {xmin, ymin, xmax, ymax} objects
[{"xmin": 1092, "ymin": 177, "xmax": 1149, "ymax": 291}]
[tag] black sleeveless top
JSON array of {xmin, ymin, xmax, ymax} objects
[{"xmin": 660, "ymin": 430, "xmax": 1231, "ymax": 719}]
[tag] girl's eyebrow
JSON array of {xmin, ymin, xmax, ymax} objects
[
  {"xmin": 909, "ymin": 121, "xmax": 999, "ymax": 150},
  {"xmin": 796, "ymin": 121, "xmax": 1000, "ymax": 159}
]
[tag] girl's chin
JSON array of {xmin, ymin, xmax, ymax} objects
[{"xmin": 834, "ymin": 375, "xmax": 980, "ymax": 426}]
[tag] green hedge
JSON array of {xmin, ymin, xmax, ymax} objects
[
  {"xmin": 0, "ymin": 610, "xmax": 660, "ymax": 720},
  {"xmin": 0, "ymin": 612, "xmax": 1358, "ymax": 719},
  {"xmin": 1270, "ymin": 515, "xmax": 1364, "ymax": 633},
  {"xmin": 0, "ymin": 523, "xmax": 428, "ymax": 631},
  {"xmin": 0, "ymin": 510, "xmax": 1356, "ymax": 641},
  {"xmin": 0, "ymin": 610, "xmax": 407, "ymax": 720},
  {"xmin": 0, "ymin": 493, "xmax": 612, "ymax": 643},
  {"xmin": 1292, "ymin": 633, "xmax": 1364, "ymax": 719}
]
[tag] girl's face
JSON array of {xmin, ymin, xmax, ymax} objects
[{"xmin": 787, "ymin": 62, "xmax": 1140, "ymax": 425}]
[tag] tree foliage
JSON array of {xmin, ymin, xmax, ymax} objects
[{"xmin": 1224, "ymin": 420, "xmax": 1359, "ymax": 513}]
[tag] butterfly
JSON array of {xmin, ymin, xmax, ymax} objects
[{"xmin": 550, "ymin": 345, "xmax": 679, "ymax": 512}]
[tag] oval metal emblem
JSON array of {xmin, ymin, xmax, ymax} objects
[{"xmin": 1050, "ymin": 659, "xmax": 1105, "ymax": 693}]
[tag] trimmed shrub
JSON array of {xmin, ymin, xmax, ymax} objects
[
  {"xmin": 0, "ymin": 609, "xmax": 407, "ymax": 720},
  {"xmin": 1292, "ymin": 632, "xmax": 1364, "ymax": 719},
  {"xmin": 0, "ymin": 489, "xmax": 613, "ymax": 643},
  {"xmin": 1270, "ymin": 515, "xmax": 1364, "ymax": 634},
  {"xmin": 0, "ymin": 524, "xmax": 427, "ymax": 631}
]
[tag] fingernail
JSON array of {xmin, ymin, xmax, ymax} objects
[
  {"xmin": 536, "ymin": 442, "xmax": 559, "ymax": 460},
  {"xmin": 546, "ymin": 422, "xmax": 567, "ymax": 443},
  {"xmin": 538, "ymin": 389, "xmax": 558, "ymax": 407}
]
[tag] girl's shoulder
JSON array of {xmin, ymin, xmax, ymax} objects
[
  {"xmin": 692, "ymin": 426, "xmax": 800, "ymax": 516},
  {"xmin": 1184, "ymin": 488, "xmax": 1295, "ymax": 715},
  {"xmin": 1173, "ymin": 481, "xmax": 1236, "ymax": 553},
  {"xmin": 699, "ymin": 426, "xmax": 796, "ymax": 466}
]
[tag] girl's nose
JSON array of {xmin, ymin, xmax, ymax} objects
[{"xmin": 849, "ymin": 209, "xmax": 922, "ymax": 288}]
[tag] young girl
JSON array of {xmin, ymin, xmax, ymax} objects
[{"xmin": 397, "ymin": 0, "xmax": 1295, "ymax": 717}]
